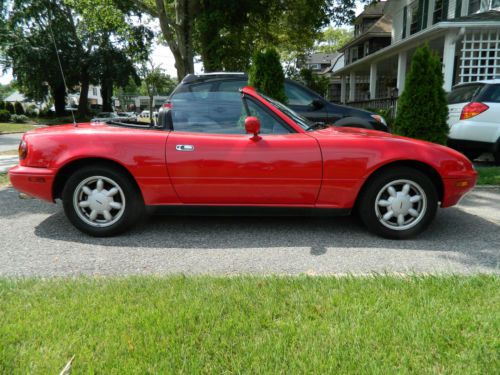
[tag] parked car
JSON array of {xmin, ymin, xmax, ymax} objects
[
  {"xmin": 447, "ymin": 79, "xmax": 500, "ymax": 163},
  {"xmin": 9, "ymin": 87, "xmax": 476, "ymax": 239},
  {"xmin": 161, "ymin": 73, "xmax": 388, "ymax": 132},
  {"xmin": 137, "ymin": 110, "xmax": 159, "ymax": 124},
  {"xmin": 117, "ymin": 112, "xmax": 137, "ymax": 121},
  {"xmin": 91, "ymin": 112, "xmax": 128, "ymax": 122}
]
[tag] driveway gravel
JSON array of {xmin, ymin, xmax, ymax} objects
[{"xmin": 0, "ymin": 186, "xmax": 498, "ymax": 276}]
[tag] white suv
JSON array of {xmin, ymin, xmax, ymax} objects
[{"xmin": 447, "ymin": 79, "xmax": 500, "ymax": 164}]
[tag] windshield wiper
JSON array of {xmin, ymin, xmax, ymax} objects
[{"xmin": 305, "ymin": 122, "xmax": 328, "ymax": 131}]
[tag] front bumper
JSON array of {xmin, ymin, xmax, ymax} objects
[
  {"xmin": 8, "ymin": 165, "xmax": 56, "ymax": 202},
  {"xmin": 441, "ymin": 170, "xmax": 478, "ymax": 208}
]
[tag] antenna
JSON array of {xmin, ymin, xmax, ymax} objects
[{"xmin": 47, "ymin": 7, "xmax": 77, "ymax": 126}]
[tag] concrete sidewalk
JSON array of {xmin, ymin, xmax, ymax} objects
[{"xmin": 0, "ymin": 133, "xmax": 23, "ymax": 153}]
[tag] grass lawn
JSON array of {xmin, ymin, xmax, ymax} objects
[
  {"xmin": 476, "ymin": 167, "xmax": 500, "ymax": 186},
  {"xmin": 0, "ymin": 276, "xmax": 498, "ymax": 374},
  {"xmin": 0, "ymin": 173, "xmax": 10, "ymax": 187},
  {"xmin": 0, "ymin": 123, "xmax": 37, "ymax": 134}
]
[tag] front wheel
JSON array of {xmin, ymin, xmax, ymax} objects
[
  {"xmin": 62, "ymin": 166, "xmax": 144, "ymax": 236},
  {"xmin": 357, "ymin": 167, "xmax": 438, "ymax": 239}
]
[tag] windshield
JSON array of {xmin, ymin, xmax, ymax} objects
[{"xmin": 257, "ymin": 92, "xmax": 313, "ymax": 130}]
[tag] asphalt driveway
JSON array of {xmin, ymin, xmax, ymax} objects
[{"xmin": 0, "ymin": 186, "xmax": 498, "ymax": 276}]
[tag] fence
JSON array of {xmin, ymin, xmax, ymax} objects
[{"xmin": 343, "ymin": 97, "xmax": 399, "ymax": 119}]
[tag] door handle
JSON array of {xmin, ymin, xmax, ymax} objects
[{"xmin": 176, "ymin": 144, "xmax": 195, "ymax": 151}]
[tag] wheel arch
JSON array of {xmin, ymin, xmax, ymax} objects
[
  {"xmin": 356, "ymin": 160, "xmax": 444, "ymax": 206},
  {"xmin": 52, "ymin": 157, "xmax": 142, "ymax": 201}
]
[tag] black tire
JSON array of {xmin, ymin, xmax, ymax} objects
[
  {"xmin": 357, "ymin": 167, "xmax": 438, "ymax": 239},
  {"xmin": 62, "ymin": 165, "xmax": 144, "ymax": 237}
]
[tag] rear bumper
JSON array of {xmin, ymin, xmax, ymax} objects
[
  {"xmin": 447, "ymin": 138, "xmax": 497, "ymax": 154},
  {"xmin": 441, "ymin": 171, "xmax": 478, "ymax": 208},
  {"xmin": 8, "ymin": 165, "xmax": 56, "ymax": 202}
]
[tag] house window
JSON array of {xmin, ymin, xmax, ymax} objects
[
  {"xmin": 402, "ymin": 6, "xmax": 408, "ymax": 39},
  {"xmin": 92, "ymin": 87, "xmax": 98, "ymax": 96},
  {"xmin": 468, "ymin": 0, "xmax": 481, "ymax": 13},
  {"xmin": 409, "ymin": 1, "xmax": 420, "ymax": 34},
  {"xmin": 308, "ymin": 63, "xmax": 321, "ymax": 70},
  {"xmin": 459, "ymin": 29, "xmax": 500, "ymax": 83},
  {"xmin": 455, "ymin": 0, "xmax": 463, "ymax": 17},
  {"xmin": 433, "ymin": 0, "xmax": 449, "ymax": 23}
]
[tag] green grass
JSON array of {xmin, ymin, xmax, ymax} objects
[
  {"xmin": 477, "ymin": 167, "xmax": 500, "ymax": 186},
  {"xmin": 0, "ymin": 123, "xmax": 37, "ymax": 134},
  {"xmin": 0, "ymin": 173, "xmax": 9, "ymax": 187},
  {"xmin": 0, "ymin": 276, "xmax": 498, "ymax": 374}
]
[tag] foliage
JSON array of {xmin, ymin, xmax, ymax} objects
[
  {"xmin": 14, "ymin": 101, "xmax": 24, "ymax": 115},
  {"xmin": 394, "ymin": 44, "xmax": 449, "ymax": 145},
  {"xmin": 0, "ymin": 101, "xmax": 4, "ymax": 110},
  {"xmin": 0, "ymin": 110, "xmax": 11, "ymax": 122},
  {"xmin": 11, "ymin": 114, "xmax": 29, "ymax": 123},
  {"xmin": 476, "ymin": 167, "xmax": 500, "ymax": 185},
  {"xmin": 297, "ymin": 68, "xmax": 331, "ymax": 97},
  {"xmin": 138, "ymin": 62, "xmax": 176, "ymax": 123},
  {"xmin": 249, "ymin": 48, "xmax": 287, "ymax": 103},
  {"xmin": 0, "ymin": 276, "xmax": 498, "ymax": 373},
  {"xmin": 4, "ymin": 102, "xmax": 14, "ymax": 114},
  {"xmin": 0, "ymin": 173, "xmax": 10, "ymax": 186},
  {"xmin": 316, "ymin": 27, "xmax": 352, "ymax": 53},
  {"xmin": 0, "ymin": 83, "xmax": 15, "ymax": 101},
  {"xmin": 120, "ymin": 0, "xmax": 374, "ymax": 79}
]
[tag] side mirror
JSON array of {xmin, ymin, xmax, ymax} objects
[
  {"xmin": 310, "ymin": 99, "xmax": 324, "ymax": 110},
  {"xmin": 245, "ymin": 116, "xmax": 261, "ymax": 139}
]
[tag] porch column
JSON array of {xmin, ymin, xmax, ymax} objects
[
  {"xmin": 340, "ymin": 75, "xmax": 346, "ymax": 104},
  {"xmin": 442, "ymin": 31, "xmax": 457, "ymax": 92},
  {"xmin": 349, "ymin": 71, "xmax": 356, "ymax": 102},
  {"xmin": 369, "ymin": 63, "xmax": 378, "ymax": 99},
  {"xmin": 397, "ymin": 51, "xmax": 408, "ymax": 94}
]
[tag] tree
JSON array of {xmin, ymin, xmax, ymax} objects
[
  {"xmin": 316, "ymin": 27, "xmax": 352, "ymax": 53},
  {"xmin": 5, "ymin": 102, "xmax": 14, "ymax": 114},
  {"xmin": 139, "ymin": 61, "xmax": 176, "ymax": 124},
  {"xmin": 248, "ymin": 48, "xmax": 286, "ymax": 103},
  {"xmin": 119, "ymin": 0, "xmax": 374, "ymax": 80},
  {"xmin": 298, "ymin": 68, "xmax": 330, "ymax": 97},
  {"xmin": 394, "ymin": 44, "xmax": 449, "ymax": 145}
]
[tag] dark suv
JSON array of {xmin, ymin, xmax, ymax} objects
[{"xmin": 162, "ymin": 73, "xmax": 388, "ymax": 132}]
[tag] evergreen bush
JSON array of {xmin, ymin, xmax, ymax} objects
[
  {"xmin": 0, "ymin": 101, "xmax": 5, "ymax": 110},
  {"xmin": 14, "ymin": 101, "xmax": 25, "ymax": 115},
  {"xmin": 394, "ymin": 44, "xmax": 449, "ymax": 145},
  {"xmin": 11, "ymin": 114, "xmax": 29, "ymax": 123},
  {"xmin": 0, "ymin": 109, "xmax": 11, "ymax": 122},
  {"xmin": 248, "ymin": 48, "xmax": 287, "ymax": 103}
]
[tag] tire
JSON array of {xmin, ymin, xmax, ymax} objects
[
  {"xmin": 357, "ymin": 167, "xmax": 438, "ymax": 239},
  {"xmin": 62, "ymin": 165, "xmax": 144, "ymax": 236}
]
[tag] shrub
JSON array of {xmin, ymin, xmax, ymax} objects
[
  {"xmin": 394, "ymin": 44, "xmax": 448, "ymax": 145},
  {"xmin": 0, "ymin": 101, "xmax": 5, "ymax": 110},
  {"xmin": 11, "ymin": 114, "xmax": 29, "ymax": 123},
  {"xmin": 5, "ymin": 102, "xmax": 15, "ymax": 114},
  {"xmin": 24, "ymin": 104, "xmax": 38, "ymax": 117},
  {"xmin": 298, "ymin": 68, "xmax": 330, "ymax": 98},
  {"xmin": 248, "ymin": 48, "xmax": 287, "ymax": 103},
  {"xmin": 0, "ymin": 109, "xmax": 11, "ymax": 122},
  {"xmin": 14, "ymin": 101, "xmax": 25, "ymax": 115}
]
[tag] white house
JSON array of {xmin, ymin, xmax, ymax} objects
[{"xmin": 336, "ymin": 0, "xmax": 500, "ymax": 104}]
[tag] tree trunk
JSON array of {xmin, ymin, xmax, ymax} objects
[
  {"xmin": 78, "ymin": 73, "xmax": 90, "ymax": 116},
  {"xmin": 53, "ymin": 84, "xmax": 66, "ymax": 116},
  {"xmin": 101, "ymin": 80, "xmax": 113, "ymax": 112},
  {"xmin": 155, "ymin": 0, "xmax": 198, "ymax": 81}
]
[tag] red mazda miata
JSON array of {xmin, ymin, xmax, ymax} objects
[{"xmin": 9, "ymin": 87, "xmax": 477, "ymax": 238}]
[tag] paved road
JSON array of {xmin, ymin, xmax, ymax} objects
[
  {"xmin": 0, "ymin": 133, "xmax": 23, "ymax": 152},
  {"xmin": 0, "ymin": 186, "xmax": 498, "ymax": 276}
]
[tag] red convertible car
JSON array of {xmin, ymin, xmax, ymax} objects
[{"xmin": 9, "ymin": 86, "xmax": 476, "ymax": 238}]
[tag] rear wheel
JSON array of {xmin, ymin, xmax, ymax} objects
[
  {"xmin": 357, "ymin": 167, "xmax": 438, "ymax": 239},
  {"xmin": 62, "ymin": 166, "xmax": 144, "ymax": 236}
]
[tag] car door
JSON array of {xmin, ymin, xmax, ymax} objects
[
  {"xmin": 166, "ymin": 91, "xmax": 322, "ymax": 205},
  {"xmin": 284, "ymin": 81, "xmax": 330, "ymax": 123}
]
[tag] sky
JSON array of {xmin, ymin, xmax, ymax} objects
[{"xmin": 0, "ymin": 1, "xmax": 366, "ymax": 85}]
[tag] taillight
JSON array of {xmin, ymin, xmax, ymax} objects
[
  {"xmin": 460, "ymin": 102, "xmax": 489, "ymax": 120},
  {"xmin": 163, "ymin": 102, "xmax": 172, "ymax": 109},
  {"xmin": 18, "ymin": 140, "xmax": 28, "ymax": 160}
]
